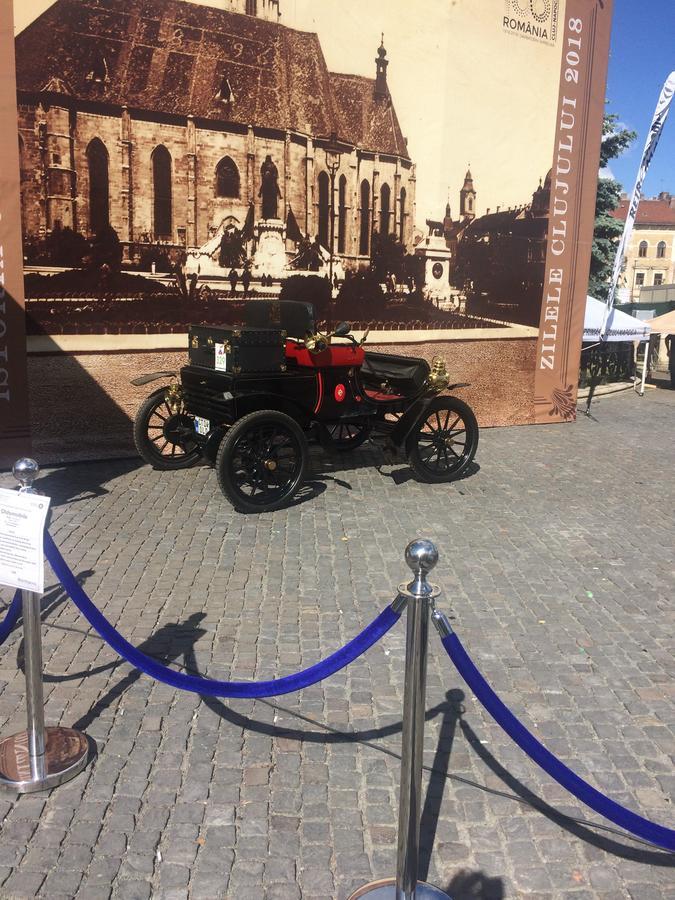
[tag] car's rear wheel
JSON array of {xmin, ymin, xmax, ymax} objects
[
  {"xmin": 133, "ymin": 388, "xmax": 202, "ymax": 470},
  {"xmin": 216, "ymin": 410, "xmax": 308, "ymax": 513},
  {"xmin": 406, "ymin": 397, "xmax": 478, "ymax": 483}
]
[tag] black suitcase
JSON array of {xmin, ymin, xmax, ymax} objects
[{"xmin": 188, "ymin": 325, "xmax": 287, "ymax": 373}]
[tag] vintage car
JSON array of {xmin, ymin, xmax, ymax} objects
[{"xmin": 132, "ymin": 300, "xmax": 478, "ymax": 512}]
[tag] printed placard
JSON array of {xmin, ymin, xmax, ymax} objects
[
  {"xmin": 0, "ymin": 488, "xmax": 51, "ymax": 594},
  {"xmin": 215, "ymin": 343, "xmax": 228, "ymax": 371}
]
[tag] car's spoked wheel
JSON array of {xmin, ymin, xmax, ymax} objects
[
  {"xmin": 216, "ymin": 410, "xmax": 308, "ymax": 513},
  {"xmin": 326, "ymin": 421, "xmax": 371, "ymax": 451},
  {"xmin": 133, "ymin": 389, "xmax": 202, "ymax": 470},
  {"xmin": 407, "ymin": 397, "xmax": 478, "ymax": 483}
]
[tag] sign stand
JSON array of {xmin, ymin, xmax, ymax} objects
[{"xmin": 0, "ymin": 459, "xmax": 89, "ymax": 793}]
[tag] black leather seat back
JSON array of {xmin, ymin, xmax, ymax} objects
[{"xmin": 244, "ymin": 300, "xmax": 315, "ymax": 338}]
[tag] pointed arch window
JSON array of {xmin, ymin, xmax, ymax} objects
[
  {"xmin": 18, "ymin": 135, "xmax": 25, "ymax": 177},
  {"xmin": 380, "ymin": 183, "xmax": 391, "ymax": 235},
  {"xmin": 359, "ymin": 179, "xmax": 371, "ymax": 256},
  {"xmin": 216, "ymin": 157, "xmax": 240, "ymax": 198},
  {"xmin": 338, "ymin": 174, "xmax": 347, "ymax": 254},
  {"xmin": 638, "ymin": 240, "xmax": 648, "ymax": 258},
  {"xmin": 317, "ymin": 171, "xmax": 330, "ymax": 250},
  {"xmin": 399, "ymin": 187, "xmax": 407, "ymax": 244},
  {"xmin": 152, "ymin": 145, "xmax": 172, "ymax": 240},
  {"xmin": 86, "ymin": 138, "xmax": 110, "ymax": 234}
]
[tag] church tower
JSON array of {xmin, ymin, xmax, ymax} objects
[
  {"xmin": 459, "ymin": 168, "xmax": 476, "ymax": 220},
  {"xmin": 374, "ymin": 35, "xmax": 389, "ymax": 99},
  {"xmin": 226, "ymin": 0, "xmax": 281, "ymax": 21}
]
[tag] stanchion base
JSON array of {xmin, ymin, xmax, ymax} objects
[
  {"xmin": 0, "ymin": 727, "xmax": 89, "ymax": 793},
  {"xmin": 348, "ymin": 878, "xmax": 451, "ymax": 898}
]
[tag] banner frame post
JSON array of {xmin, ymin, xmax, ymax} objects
[
  {"xmin": 0, "ymin": 459, "xmax": 90, "ymax": 794},
  {"xmin": 348, "ymin": 540, "xmax": 451, "ymax": 900}
]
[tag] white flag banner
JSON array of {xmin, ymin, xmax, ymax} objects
[{"xmin": 602, "ymin": 71, "xmax": 675, "ymax": 335}]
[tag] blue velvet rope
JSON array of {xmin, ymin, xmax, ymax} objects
[
  {"xmin": 44, "ymin": 532, "xmax": 400, "ymax": 699},
  {"xmin": 0, "ymin": 590, "xmax": 22, "ymax": 646},
  {"xmin": 440, "ymin": 631, "xmax": 675, "ymax": 851}
]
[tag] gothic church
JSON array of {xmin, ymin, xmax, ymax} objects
[{"xmin": 16, "ymin": 0, "xmax": 415, "ymax": 267}]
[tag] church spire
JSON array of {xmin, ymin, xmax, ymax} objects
[
  {"xmin": 460, "ymin": 166, "xmax": 476, "ymax": 220},
  {"xmin": 374, "ymin": 33, "xmax": 389, "ymax": 99}
]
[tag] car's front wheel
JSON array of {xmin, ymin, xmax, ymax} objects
[{"xmin": 406, "ymin": 397, "xmax": 478, "ymax": 483}]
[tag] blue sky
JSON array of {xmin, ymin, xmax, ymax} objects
[{"xmin": 605, "ymin": 0, "xmax": 675, "ymax": 197}]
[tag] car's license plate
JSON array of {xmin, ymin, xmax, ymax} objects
[{"xmin": 194, "ymin": 416, "xmax": 210, "ymax": 436}]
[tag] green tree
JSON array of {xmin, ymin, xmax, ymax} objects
[
  {"xmin": 588, "ymin": 113, "xmax": 636, "ymax": 301},
  {"xmin": 370, "ymin": 232, "xmax": 405, "ymax": 281}
]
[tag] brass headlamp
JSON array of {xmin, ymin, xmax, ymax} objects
[{"xmin": 427, "ymin": 356, "xmax": 450, "ymax": 393}]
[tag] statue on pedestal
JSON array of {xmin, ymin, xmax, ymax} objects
[{"xmin": 259, "ymin": 155, "xmax": 281, "ymax": 220}]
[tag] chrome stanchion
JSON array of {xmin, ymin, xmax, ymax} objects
[
  {"xmin": 349, "ymin": 540, "xmax": 451, "ymax": 899},
  {"xmin": 0, "ymin": 459, "xmax": 89, "ymax": 793}
]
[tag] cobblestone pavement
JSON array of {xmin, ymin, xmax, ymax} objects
[{"xmin": 0, "ymin": 388, "xmax": 673, "ymax": 900}]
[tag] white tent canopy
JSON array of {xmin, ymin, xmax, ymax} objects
[{"xmin": 583, "ymin": 295, "xmax": 651, "ymax": 343}]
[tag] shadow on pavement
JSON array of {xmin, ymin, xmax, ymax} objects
[
  {"xmin": 70, "ymin": 612, "xmax": 207, "ymax": 733},
  {"xmin": 459, "ymin": 715, "xmax": 675, "ymax": 866},
  {"xmin": 30, "ymin": 591, "xmax": 674, "ymax": 868},
  {"xmin": 419, "ymin": 689, "xmax": 465, "ymax": 882},
  {"xmin": 30, "ymin": 458, "xmax": 143, "ymax": 507},
  {"xmin": 445, "ymin": 869, "xmax": 505, "ymax": 899}
]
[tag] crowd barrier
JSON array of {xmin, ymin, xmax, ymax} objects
[{"xmin": 0, "ymin": 460, "xmax": 672, "ymax": 900}]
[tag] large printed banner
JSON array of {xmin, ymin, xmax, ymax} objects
[
  {"xmin": 2, "ymin": 0, "xmax": 613, "ymax": 463},
  {"xmin": 0, "ymin": 3, "xmax": 30, "ymax": 467}
]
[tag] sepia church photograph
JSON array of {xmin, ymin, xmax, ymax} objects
[{"xmin": 4, "ymin": 0, "xmax": 611, "ymax": 459}]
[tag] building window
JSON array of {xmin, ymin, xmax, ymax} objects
[
  {"xmin": 638, "ymin": 240, "xmax": 648, "ymax": 258},
  {"xmin": 216, "ymin": 75, "xmax": 234, "ymax": 104},
  {"xmin": 152, "ymin": 145, "xmax": 172, "ymax": 240},
  {"xmin": 86, "ymin": 138, "xmax": 109, "ymax": 235},
  {"xmin": 399, "ymin": 187, "xmax": 406, "ymax": 244},
  {"xmin": 359, "ymin": 179, "xmax": 370, "ymax": 256},
  {"xmin": 635, "ymin": 272, "xmax": 645, "ymax": 286},
  {"xmin": 380, "ymin": 183, "xmax": 391, "ymax": 235},
  {"xmin": 317, "ymin": 171, "xmax": 330, "ymax": 250},
  {"xmin": 338, "ymin": 174, "xmax": 347, "ymax": 254},
  {"xmin": 246, "ymin": 0, "xmax": 257, "ymax": 14},
  {"xmin": 87, "ymin": 51, "xmax": 108, "ymax": 84},
  {"xmin": 654, "ymin": 273, "xmax": 663, "ymax": 285},
  {"xmin": 215, "ymin": 157, "xmax": 240, "ymax": 198},
  {"xmin": 656, "ymin": 241, "xmax": 666, "ymax": 259}
]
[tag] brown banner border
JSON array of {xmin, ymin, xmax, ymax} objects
[{"xmin": 534, "ymin": 0, "xmax": 613, "ymax": 423}]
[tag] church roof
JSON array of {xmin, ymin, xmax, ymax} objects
[
  {"xmin": 15, "ymin": 0, "xmax": 410, "ymax": 160},
  {"xmin": 330, "ymin": 73, "xmax": 407, "ymax": 158}
]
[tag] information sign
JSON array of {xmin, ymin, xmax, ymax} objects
[{"xmin": 0, "ymin": 488, "xmax": 50, "ymax": 594}]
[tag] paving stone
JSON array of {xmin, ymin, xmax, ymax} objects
[{"xmin": 0, "ymin": 390, "xmax": 673, "ymax": 900}]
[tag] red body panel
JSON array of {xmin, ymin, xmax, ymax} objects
[{"xmin": 285, "ymin": 341, "xmax": 365, "ymax": 369}]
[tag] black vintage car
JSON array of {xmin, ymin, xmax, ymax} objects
[{"xmin": 132, "ymin": 300, "xmax": 478, "ymax": 512}]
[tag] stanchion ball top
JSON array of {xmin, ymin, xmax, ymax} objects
[
  {"xmin": 405, "ymin": 539, "xmax": 438, "ymax": 575},
  {"xmin": 12, "ymin": 458, "xmax": 40, "ymax": 489}
]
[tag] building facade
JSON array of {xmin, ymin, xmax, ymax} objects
[
  {"xmin": 425, "ymin": 170, "xmax": 550, "ymax": 325},
  {"xmin": 611, "ymin": 192, "xmax": 675, "ymax": 301},
  {"xmin": 16, "ymin": 0, "xmax": 415, "ymax": 268}
]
